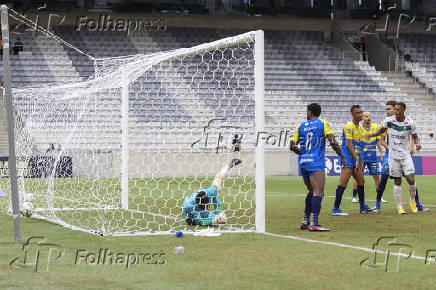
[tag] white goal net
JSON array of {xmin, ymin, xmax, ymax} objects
[{"xmin": 0, "ymin": 20, "xmax": 265, "ymax": 236}]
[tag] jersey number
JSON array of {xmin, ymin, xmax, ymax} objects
[{"xmin": 306, "ymin": 132, "xmax": 313, "ymax": 151}]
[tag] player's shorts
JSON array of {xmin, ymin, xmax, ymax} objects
[
  {"xmin": 363, "ymin": 161, "xmax": 380, "ymax": 175},
  {"xmin": 339, "ymin": 152, "xmax": 361, "ymax": 170},
  {"xmin": 388, "ymin": 155, "xmax": 415, "ymax": 178},
  {"xmin": 381, "ymin": 153, "xmax": 390, "ymax": 175},
  {"xmin": 300, "ymin": 166, "xmax": 325, "ymax": 181}
]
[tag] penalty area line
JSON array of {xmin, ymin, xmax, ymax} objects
[{"xmin": 262, "ymin": 232, "xmax": 427, "ymax": 261}]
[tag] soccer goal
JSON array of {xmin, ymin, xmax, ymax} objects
[{"xmin": 0, "ymin": 8, "xmax": 265, "ymax": 236}]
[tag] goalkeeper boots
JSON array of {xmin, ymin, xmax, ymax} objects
[{"xmin": 232, "ymin": 158, "xmax": 242, "ymax": 167}]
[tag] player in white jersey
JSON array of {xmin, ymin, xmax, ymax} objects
[{"xmin": 367, "ymin": 102, "xmax": 421, "ymax": 214}]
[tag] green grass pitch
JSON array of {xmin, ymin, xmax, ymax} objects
[{"xmin": 1, "ymin": 175, "xmax": 436, "ymax": 289}]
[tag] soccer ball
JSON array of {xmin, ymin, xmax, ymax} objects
[
  {"xmin": 24, "ymin": 193, "xmax": 34, "ymax": 202},
  {"xmin": 217, "ymin": 212, "xmax": 227, "ymax": 224},
  {"xmin": 20, "ymin": 202, "xmax": 33, "ymax": 217}
]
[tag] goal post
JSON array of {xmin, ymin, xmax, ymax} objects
[
  {"xmin": 0, "ymin": 8, "xmax": 265, "ymax": 236},
  {"xmin": 254, "ymin": 30, "xmax": 265, "ymax": 234}
]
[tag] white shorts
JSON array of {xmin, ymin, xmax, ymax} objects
[{"xmin": 388, "ymin": 155, "xmax": 415, "ymax": 178}]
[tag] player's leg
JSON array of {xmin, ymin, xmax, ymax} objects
[
  {"xmin": 352, "ymin": 179, "xmax": 358, "ymax": 203},
  {"xmin": 352, "ymin": 167, "xmax": 375, "ymax": 213},
  {"xmin": 403, "ymin": 156, "xmax": 418, "ymax": 213},
  {"xmin": 212, "ymin": 159, "xmax": 242, "ymax": 190},
  {"xmin": 390, "ymin": 158, "xmax": 405, "ymax": 214},
  {"xmin": 331, "ymin": 156, "xmax": 353, "ymax": 216},
  {"xmin": 376, "ymin": 154, "xmax": 390, "ymax": 210},
  {"xmin": 393, "ymin": 177, "xmax": 405, "ymax": 214},
  {"xmin": 300, "ymin": 168, "xmax": 313, "ymax": 230},
  {"xmin": 415, "ymin": 187, "xmax": 429, "ymax": 211},
  {"xmin": 308, "ymin": 171, "xmax": 330, "ymax": 231}
]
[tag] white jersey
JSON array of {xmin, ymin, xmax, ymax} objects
[{"xmin": 382, "ymin": 115, "xmax": 417, "ymax": 159}]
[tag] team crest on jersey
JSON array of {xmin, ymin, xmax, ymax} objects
[{"xmin": 404, "ymin": 122, "xmax": 408, "ymax": 125}]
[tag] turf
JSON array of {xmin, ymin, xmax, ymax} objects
[{"xmin": 1, "ymin": 176, "xmax": 436, "ymax": 289}]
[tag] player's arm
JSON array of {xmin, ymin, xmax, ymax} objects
[
  {"xmin": 376, "ymin": 137, "xmax": 383, "ymax": 157},
  {"xmin": 410, "ymin": 121, "xmax": 421, "ymax": 152},
  {"xmin": 326, "ymin": 134, "xmax": 347, "ymax": 168},
  {"xmin": 195, "ymin": 214, "xmax": 215, "ymax": 226},
  {"xmin": 380, "ymin": 134, "xmax": 389, "ymax": 150},
  {"xmin": 289, "ymin": 124, "xmax": 301, "ymax": 155},
  {"xmin": 346, "ymin": 138, "xmax": 360, "ymax": 165},
  {"xmin": 412, "ymin": 133, "xmax": 421, "ymax": 151},
  {"xmin": 212, "ymin": 196, "xmax": 222, "ymax": 215},
  {"xmin": 366, "ymin": 125, "xmax": 387, "ymax": 139}
]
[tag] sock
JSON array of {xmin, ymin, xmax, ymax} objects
[
  {"xmin": 376, "ymin": 174, "xmax": 389, "ymax": 201},
  {"xmin": 304, "ymin": 192, "xmax": 313, "ymax": 222},
  {"xmin": 220, "ymin": 165, "xmax": 230, "ymax": 175},
  {"xmin": 357, "ymin": 185, "xmax": 365, "ymax": 208},
  {"xmin": 334, "ymin": 185, "xmax": 345, "ymax": 209},
  {"xmin": 352, "ymin": 189, "xmax": 357, "ymax": 198},
  {"xmin": 409, "ymin": 183, "xmax": 416, "ymax": 203},
  {"xmin": 394, "ymin": 185, "xmax": 403, "ymax": 208},
  {"xmin": 311, "ymin": 196, "xmax": 322, "ymax": 225},
  {"xmin": 415, "ymin": 188, "xmax": 421, "ymax": 205}
]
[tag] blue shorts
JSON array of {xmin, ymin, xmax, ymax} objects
[
  {"xmin": 381, "ymin": 154, "xmax": 390, "ymax": 174},
  {"xmin": 300, "ymin": 166, "xmax": 325, "ymax": 181},
  {"xmin": 363, "ymin": 161, "xmax": 380, "ymax": 175},
  {"xmin": 339, "ymin": 153, "xmax": 361, "ymax": 170}
]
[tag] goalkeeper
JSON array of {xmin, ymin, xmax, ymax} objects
[{"xmin": 181, "ymin": 158, "xmax": 241, "ymax": 226}]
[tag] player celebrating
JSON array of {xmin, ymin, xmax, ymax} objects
[
  {"xmin": 367, "ymin": 102, "xmax": 421, "ymax": 214},
  {"xmin": 181, "ymin": 159, "xmax": 241, "ymax": 225},
  {"xmin": 331, "ymin": 105, "xmax": 376, "ymax": 216},
  {"xmin": 351, "ymin": 112, "xmax": 385, "ymax": 203},
  {"xmin": 374, "ymin": 100, "xmax": 427, "ymax": 212},
  {"xmin": 290, "ymin": 103, "xmax": 345, "ymax": 232}
]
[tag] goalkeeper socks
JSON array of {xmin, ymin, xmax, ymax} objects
[
  {"xmin": 376, "ymin": 174, "xmax": 389, "ymax": 201},
  {"xmin": 409, "ymin": 183, "xmax": 417, "ymax": 203},
  {"xmin": 394, "ymin": 185, "xmax": 403, "ymax": 208},
  {"xmin": 304, "ymin": 192, "xmax": 313, "ymax": 221},
  {"xmin": 352, "ymin": 189, "xmax": 357, "ymax": 198},
  {"xmin": 357, "ymin": 185, "xmax": 365, "ymax": 207},
  {"xmin": 220, "ymin": 165, "xmax": 230, "ymax": 175},
  {"xmin": 311, "ymin": 196, "xmax": 322, "ymax": 225},
  {"xmin": 334, "ymin": 185, "xmax": 345, "ymax": 209}
]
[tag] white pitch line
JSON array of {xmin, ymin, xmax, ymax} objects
[{"xmin": 262, "ymin": 232, "xmax": 427, "ymax": 261}]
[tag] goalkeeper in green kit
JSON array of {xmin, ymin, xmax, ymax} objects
[{"xmin": 181, "ymin": 159, "xmax": 242, "ymax": 226}]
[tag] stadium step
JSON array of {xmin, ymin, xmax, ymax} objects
[{"xmin": 382, "ymin": 71, "xmax": 436, "ymax": 113}]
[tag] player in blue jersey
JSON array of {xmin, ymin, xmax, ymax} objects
[
  {"xmin": 351, "ymin": 111, "xmax": 385, "ymax": 203},
  {"xmin": 181, "ymin": 158, "xmax": 241, "ymax": 226},
  {"xmin": 290, "ymin": 103, "xmax": 346, "ymax": 232},
  {"xmin": 331, "ymin": 105, "xmax": 376, "ymax": 216},
  {"xmin": 374, "ymin": 100, "xmax": 428, "ymax": 212}
]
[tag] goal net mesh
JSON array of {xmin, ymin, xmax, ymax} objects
[{"xmin": 0, "ymin": 27, "xmax": 260, "ymax": 236}]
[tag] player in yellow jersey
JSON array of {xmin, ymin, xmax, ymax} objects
[
  {"xmin": 331, "ymin": 105, "xmax": 376, "ymax": 215},
  {"xmin": 351, "ymin": 112, "xmax": 385, "ymax": 203}
]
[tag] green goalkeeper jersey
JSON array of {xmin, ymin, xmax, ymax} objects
[{"xmin": 181, "ymin": 185, "xmax": 222, "ymax": 226}]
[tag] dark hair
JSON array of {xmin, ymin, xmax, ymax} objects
[
  {"xmin": 195, "ymin": 191, "xmax": 209, "ymax": 210},
  {"xmin": 397, "ymin": 102, "xmax": 407, "ymax": 110},
  {"xmin": 234, "ymin": 134, "xmax": 238, "ymax": 139},
  {"xmin": 307, "ymin": 103, "xmax": 321, "ymax": 117},
  {"xmin": 350, "ymin": 105, "xmax": 361, "ymax": 112},
  {"xmin": 386, "ymin": 100, "xmax": 397, "ymax": 106},
  {"xmin": 430, "ymin": 133, "xmax": 434, "ymax": 137}
]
